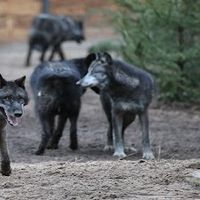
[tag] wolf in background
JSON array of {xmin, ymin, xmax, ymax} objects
[
  {"xmin": 78, "ymin": 52, "xmax": 155, "ymax": 159},
  {"xmin": 0, "ymin": 75, "xmax": 28, "ymax": 176},
  {"xmin": 25, "ymin": 14, "xmax": 85, "ymax": 66}
]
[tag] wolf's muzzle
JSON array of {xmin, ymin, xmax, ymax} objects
[{"xmin": 76, "ymin": 75, "xmax": 99, "ymax": 88}]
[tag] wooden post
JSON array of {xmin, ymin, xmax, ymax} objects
[{"xmin": 42, "ymin": 0, "xmax": 50, "ymax": 13}]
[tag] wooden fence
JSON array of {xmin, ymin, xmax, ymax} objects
[{"xmin": 0, "ymin": 0, "xmax": 113, "ymax": 42}]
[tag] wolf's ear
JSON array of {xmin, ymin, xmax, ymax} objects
[
  {"xmin": 15, "ymin": 76, "xmax": 26, "ymax": 89},
  {"xmin": 0, "ymin": 74, "xmax": 7, "ymax": 88},
  {"xmin": 85, "ymin": 53, "xmax": 96, "ymax": 68},
  {"xmin": 103, "ymin": 52, "xmax": 112, "ymax": 65}
]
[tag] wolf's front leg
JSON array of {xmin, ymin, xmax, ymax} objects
[
  {"xmin": 112, "ymin": 110, "xmax": 126, "ymax": 158},
  {"xmin": 0, "ymin": 126, "xmax": 11, "ymax": 176},
  {"xmin": 25, "ymin": 44, "xmax": 32, "ymax": 67},
  {"xmin": 103, "ymin": 123, "xmax": 113, "ymax": 151},
  {"xmin": 139, "ymin": 110, "xmax": 154, "ymax": 160}
]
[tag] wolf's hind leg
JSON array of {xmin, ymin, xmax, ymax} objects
[
  {"xmin": 69, "ymin": 115, "xmax": 78, "ymax": 150},
  {"xmin": 49, "ymin": 45, "xmax": 57, "ymax": 61},
  {"xmin": 122, "ymin": 114, "xmax": 137, "ymax": 153},
  {"xmin": 40, "ymin": 47, "xmax": 48, "ymax": 63},
  {"xmin": 0, "ymin": 127, "xmax": 11, "ymax": 176},
  {"xmin": 57, "ymin": 44, "xmax": 65, "ymax": 60},
  {"xmin": 47, "ymin": 114, "xmax": 67, "ymax": 149},
  {"xmin": 36, "ymin": 115, "xmax": 54, "ymax": 155}
]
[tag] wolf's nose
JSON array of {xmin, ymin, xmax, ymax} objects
[{"xmin": 14, "ymin": 112, "xmax": 22, "ymax": 118}]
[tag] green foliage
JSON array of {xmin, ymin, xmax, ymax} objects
[
  {"xmin": 90, "ymin": 0, "xmax": 200, "ymax": 103},
  {"xmin": 88, "ymin": 39, "xmax": 122, "ymax": 54}
]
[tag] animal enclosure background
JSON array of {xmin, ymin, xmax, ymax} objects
[{"xmin": 0, "ymin": 0, "xmax": 114, "ymax": 42}]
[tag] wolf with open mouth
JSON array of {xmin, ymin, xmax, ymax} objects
[{"xmin": 0, "ymin": 74, "xmax": 28, "ymax": 176}]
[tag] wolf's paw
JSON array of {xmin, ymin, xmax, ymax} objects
[
  {"xmin": 69, "ymin": 143, "xmax": 78, "ymax": 150},
  {"xmin": 47, "ymin": 143, "xmax": 59, "ymax": 149},
  {"xmin": 142, "ymin": 151, "xmax": 155, "ymax": 160},
  {"xmin": 35, "ymin": 149, "xmax": 44, "ymax": 155},
  {"xmin": 104, "ymin": 145, "xmax": 137, "ymax": 153},
  {"xmin": 113, "ymin": 151, "xmax": 127, "ymax": 159},
  {"xmin": 103, "ymin": 145, "xmax": 114, "ymax": 152},
  {"xmin": 1, "ymin": 162, "xmax": 11, "ymax": 176}
]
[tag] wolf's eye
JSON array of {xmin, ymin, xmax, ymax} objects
[
  {"xmin": 4, "ymin": 96, "xmax": 12, "ymax": 101},
  {"xmin": 19, "ymin": 99, "xmax": 25, "ymax": 105}
]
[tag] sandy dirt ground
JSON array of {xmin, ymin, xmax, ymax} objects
[{"xmin": 0, "ymin": 35, "xmax": 200, "ymax": 199}]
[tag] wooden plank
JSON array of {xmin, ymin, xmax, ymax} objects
[
  {"xmin": 51, "ymin": 0, "xmax": 112, "ymax": 7},
  {"xmin": 0, "ymin": 0, "xmax": 114, "ymax": 42},
  {"xmin": 13, "ymin": 15, "xmax": 33, "ymax": 29},
  {"xmin": 51, "ymin": 0, "xmax": 112, "ymax": 15},
  {"xmin": 0, "ymin": 15, "xmax": 7, "ymax": 29},
  {"xmin": 0, "ymin": 2, "xmax": 7, "ymax": 15},
  {"xmin": 12, "ymin": 28, "xmax": 28, "ymax": 39},
  {"xmin": 52, "ymin": 6, "xmax": 85, "ymax": 16},
  {"xmin": 4, "ymin": 0, "xmax": 40, "ymax": 15}
]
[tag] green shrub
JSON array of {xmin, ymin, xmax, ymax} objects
[{"xmin": 90, "ymin": 0, "xmax": 200, "ymax": 103}]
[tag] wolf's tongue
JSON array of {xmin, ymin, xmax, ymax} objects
[{"xmin": 7, "ymin": 115, "xmax": 21, "ymax": 126}]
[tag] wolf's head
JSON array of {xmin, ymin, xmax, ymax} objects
[
  {"xmin": 0, "ymin": 75, "xmax": 28, "ymax": 126},
  {"xmin": 77, "ymin": 52, "xmax": 112, "ymax": 89}
]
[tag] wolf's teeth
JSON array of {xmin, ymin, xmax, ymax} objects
[{"xmin": 4, "ymin": 110, "xmax": 22, "ymax": 126}]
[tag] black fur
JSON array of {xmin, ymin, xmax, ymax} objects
[
  {"xmin": 30, "ymin": 58, "xmax": 92, "ymax": 155},
  {"xmin": 0, "ymin": 75, "xmax": 28, "ymax": 176},
  {"xmin": 25, "ymin": 14, "xmax": 85, "ymax": 66},
  {"xmin": 78, "ymin": 52, "xmax": 155, "ymax": 159}
]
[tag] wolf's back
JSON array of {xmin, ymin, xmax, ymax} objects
[
  {"xmin": 30, "ymin": 61, "xmax": 81, "ymax": 95},
  {"xmin": 29, "ymin": 14, "xmax": 60, "ymax": 51},
  {"xmin": 112, "ymin": 60, "xmax": 155, "ymax": 107}
]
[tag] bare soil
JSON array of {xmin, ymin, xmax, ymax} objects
[{"xmin": 0, "ymin": 37, "xmax": 199, "ymax": 199}]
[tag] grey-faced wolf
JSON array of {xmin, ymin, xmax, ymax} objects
[
  {"xmin": 77, "ymin": 52, "xmax": 155, "ymax": 160},
  {"xmin": 25, "ymin": 14, "xmax": 85, "ymax": 66},
  {"xmin": 30, "ymin": 58, "xmax": 96, "ymax": 155},
  {"xmin": 0, "ymin": 75, "xmax": 28, "ymax": 176}
]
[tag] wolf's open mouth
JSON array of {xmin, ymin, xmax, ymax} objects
[
  {"xmin": 0, "ymin": 107, "xmax": 21, "ymax": 126},
  {"xmin": 6, "ymin": 112, "xmax": 21, "ymax": 126}
]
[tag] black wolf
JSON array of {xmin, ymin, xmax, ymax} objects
[
  {"xmin": 30, "ymin": 58, "xmax": 93, "ymax": 155},
  {"xmin": 0, "ymin": 75, "xmax": 28, "ymax": 176},
  {"xmin": 77, "ymin": 52, "xmax": 155, "ymax": 159},
  {"xmin": 25, "ymin": 14, "xmax": 85, "ymax": 66}
]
